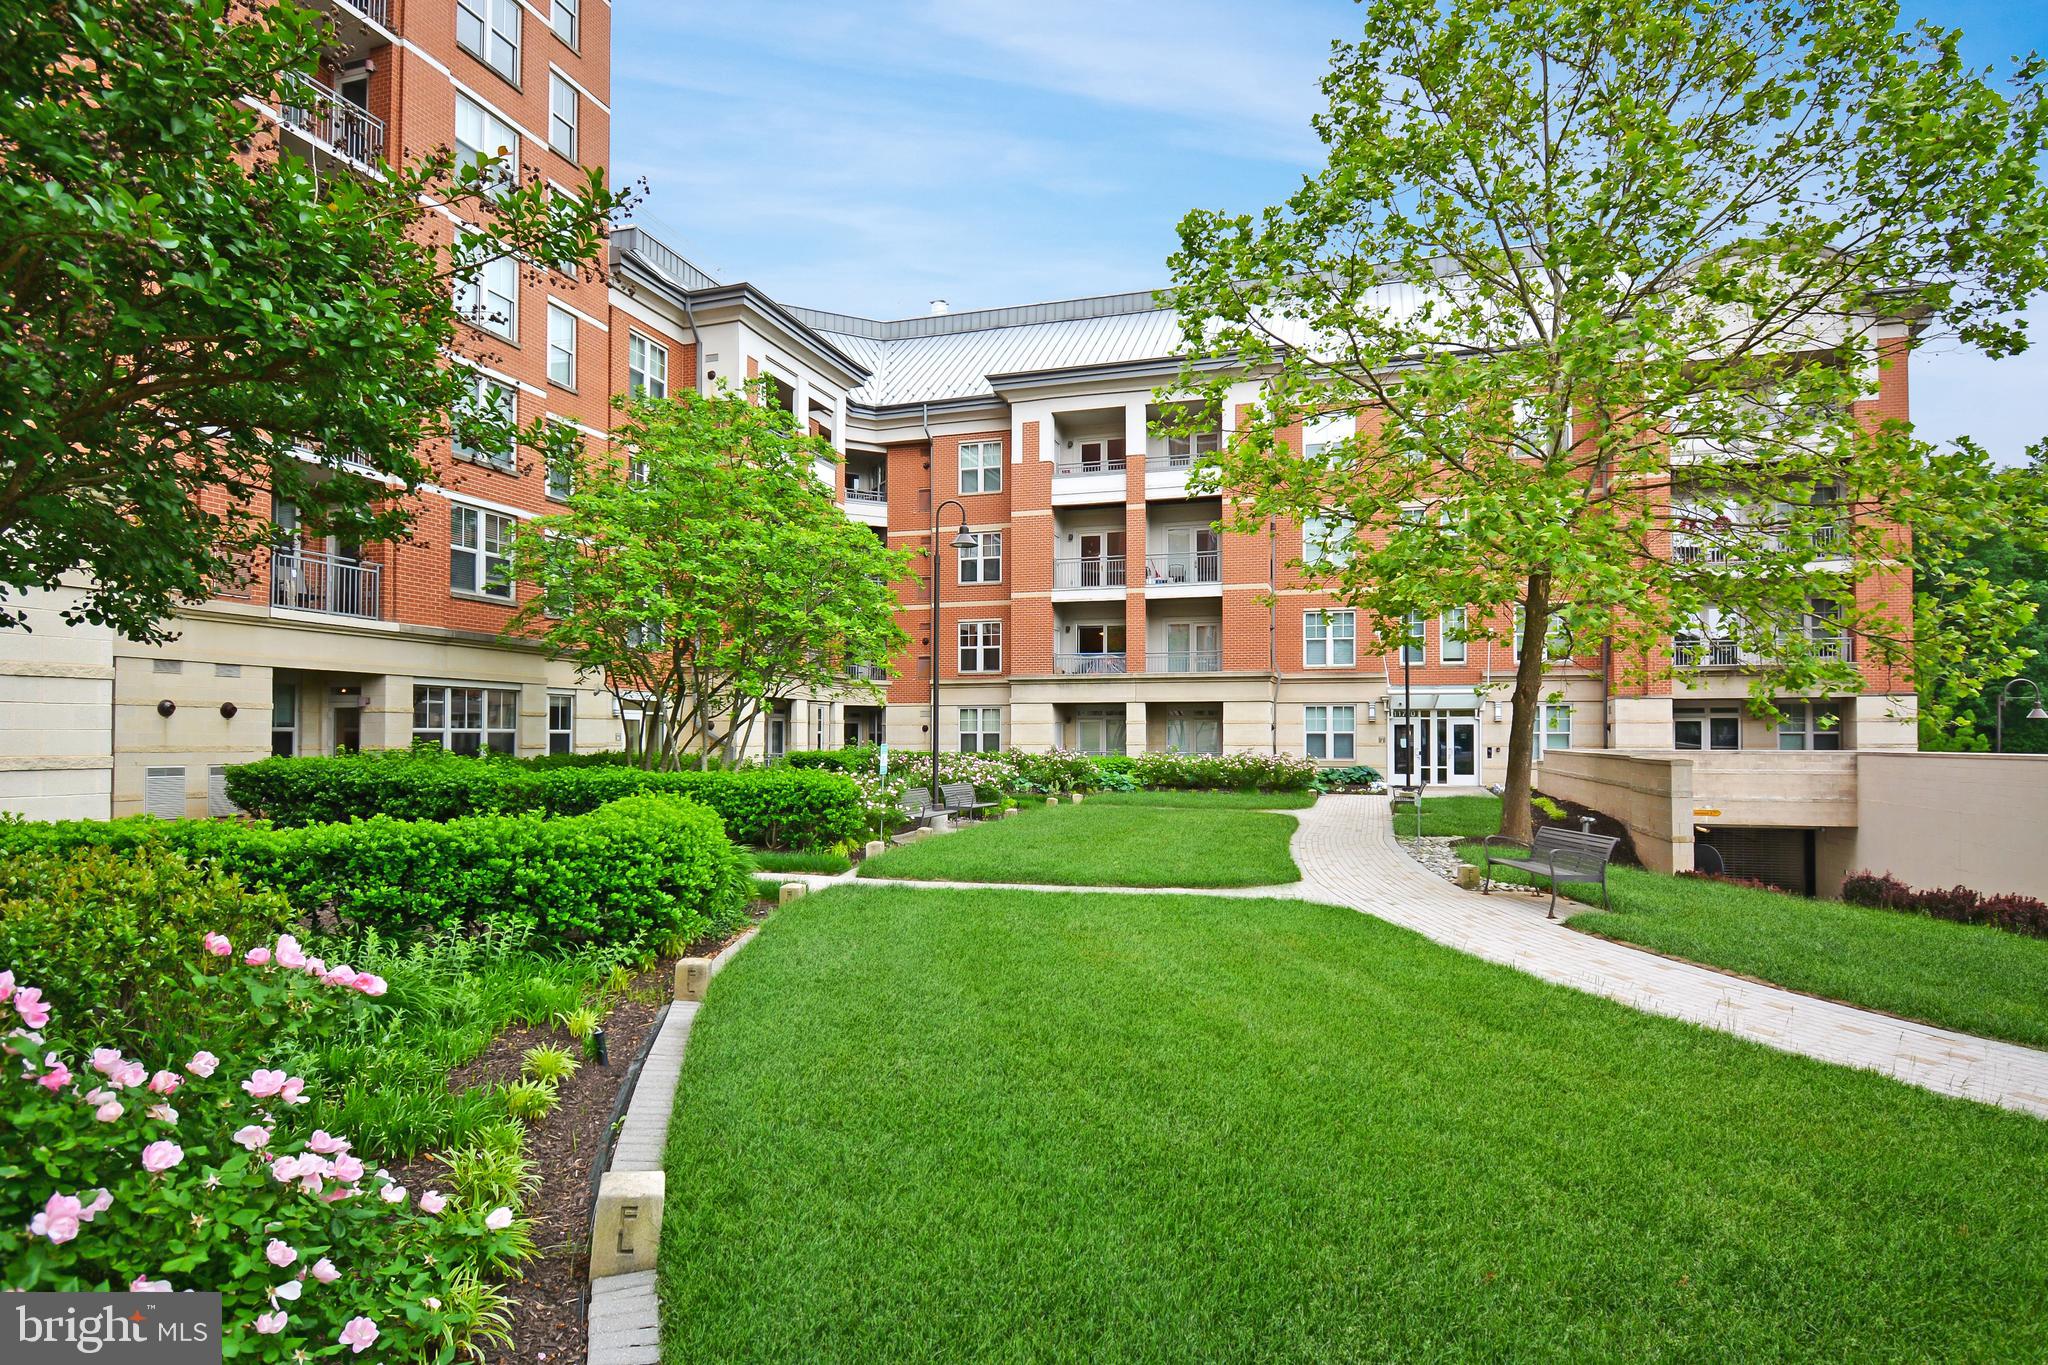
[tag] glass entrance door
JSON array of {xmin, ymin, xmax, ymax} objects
[{"xmin": 1390, "ymin": 712, "xmax": 1479, "ymax": 785}]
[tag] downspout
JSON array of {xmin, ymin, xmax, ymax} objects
[
  {"xmin": 1268, "ymin": 517, "xmax": 1278, "ymax": 753},
  {"xmin": 1601, "ymin": 634, "xmax": 1613, "ymax": 748}
]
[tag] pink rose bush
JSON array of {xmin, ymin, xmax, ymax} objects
[{"xmin": 0, "ymin": 943, "xmax": 532, "ymax": 1364}]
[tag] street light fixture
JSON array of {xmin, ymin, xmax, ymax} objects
[
  {"xmin": 1995, "ymin": 676, "xmax": 2048, "ymax": 754},
  {"xmin": 930, "ymin": 498, "xmax": 976, "ymax": 805}
]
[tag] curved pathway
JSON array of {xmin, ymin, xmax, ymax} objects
[{"xmin": 794, "ymin": 794, "xmax": 2048, "ymax": 1117}]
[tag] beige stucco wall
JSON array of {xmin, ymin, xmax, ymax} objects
[
  {"xmin": 0, "ymin": 583, "xmax": 114, "ymax": 819},
  {"xmin": 1848, "ymin": 752, "xmax": 2048, "ymax": 899},
  {"xmin": 1534, "ymin": 750, "xmax": 1694, "ymax": 874}
]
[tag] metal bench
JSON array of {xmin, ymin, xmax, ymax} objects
[
  {"xmin": 1480, "ymin": 826, "xmax": 1620, "ymax": 918},
  {"xmin": 939, "ymin": 781, "xmax": 996, "ymax": 818},
  {"xmin": 892, "ymin": 788, "xmax": 943, "ymax": 843}
]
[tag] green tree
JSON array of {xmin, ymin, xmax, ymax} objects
[
  {"xmin": 1917, "ymin": 444, "xmax": 2048, "ymax": 752},
  {"xmin": 1, "ymin": 0, "xmax": 630, "ymax": 643},
  {"xmin": 511, "ymin": 387, "xmax": 913, "ymax": 770},
  {"xmin": 1166, "ymin": 0, "xmax": 2048, "ymax": 843}
]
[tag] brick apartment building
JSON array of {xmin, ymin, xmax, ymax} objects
[{"xmin": 0, "ymin": 0, "xmax": 1917, "ymax": 822}]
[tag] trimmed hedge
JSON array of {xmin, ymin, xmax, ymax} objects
[
  {"xmin": 790, "ymin": 746, "xmax": 1321, "ymax": 797},
  {"xmin": 1841, "ymin": 870, "xmax": 2048, "ymax": 937},
  {"xmin": 222, "ymin": 751, "xmax": 865, "ymax": 850},
  {"xmin": 0, "ymin": 795, "xmax": 753, "ymax": 949}
]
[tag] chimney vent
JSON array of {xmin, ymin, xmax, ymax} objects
[{"xmin": 929, "ymin": 299, "xmax": 949, "ymax": 315}]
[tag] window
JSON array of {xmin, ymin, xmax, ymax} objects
[
  {"xmin": 959, "ymin": 706, "xmax": 1002, "ymax": 754},
  {"xmin": 1165, "ymin": 708, "xmax": 1222, "ymax": 755},
  {"xmin": 453, "ymin": 374, "xmax": 516, "ymax": 468},
  {"xmin": 1441, "ymin": 607, "xmax": 1468, "ymax": 664},
  {"xmin": 1073, "ymin": 707, "xmax": 1126, "ymax": 756},
  {"xmin": 548, "ymin": 74, "xmax": 577, "ymax": 159},
  {"xmin": 270, "ymin": 678, "xmax": 298, "ymax": 757},
  {"xmin": 1542, "ymin": 703, "xmax": 1573, "ymax": 752},
  {"xmin": 1165, "ymin": 430, "xmax": 1220, "ymax": 468},
  {"xmin": 1512, "ymin": 605, "xmax": 1573, "ymax": 661},
  {"xmin": 546, "ymin": 304, "xmax": 576, "ymax": 388},
  {"xmin": 1302, "ymin": 513, "xmax": 1351, "ymax": 567},
  {"xmin": 452, "ymin": 229, "xmax": 517, "ymax": 338},
  {"xmin": 547, "ymin": 692, "xmax": 575, "ymax": 754},
  {"xmin": 538, "ymin": 535, "xmax": 575, "ymax": 617},
  {"xmin": 450, "ymin": 505, "xmax": 514, "ymax": 599},
  {"xmin": 1304, "ymin": 705, "xmax": 1356, "ymax": 761},
  {"xmin": 551, "ymin": 0, "xmax": 577, "ymax": 45},
  {"xmin": 1303, "ymin": 413, "xmax": 1352, "ymax": 460},
  {"xmin": 454, "ymin": 94, "xmax": 519, "ymax": 195},
  {"xmin": 1777, "ymin": 701, "xmax": 1842, "ymax": 751},
  {"xmin": 958, "ymin": 440, "xmax": 1002, "ymax": 494},
  {"xmin": 958, "ymin": 531, "xmax": 1002, "ymax": 585},
  {"xmin": 1304, "ymin": 609, "xmax": 1356, "ymax": 668},
  {"xmin": 1400, "ymin": 611, "xmax": 1426, "ymax": 665},
  {"xmin": 1076, "ymin": 623, "xmax": 1125, "ymax": 657},
  {"xmin": 413, "ymin": 684, "xmax": 518, "ymax": 755},
  {"xmin": 457, "ymin": 0, "xmax": 520, "ymax": 83},
  {"xmin": 627, "ymin": 332, "xmax": 668, "ymax": 398},
  {"xmin": 544, "ymin": 444, "xmax": 575, "ymax": 501},
  {"xmin": 1675, "ymin": 704, "xmax": 1741, "ymax": 751},
  {"xmin": 958, "ymin": 620, "xmax": 1001, "ymax": 673}
]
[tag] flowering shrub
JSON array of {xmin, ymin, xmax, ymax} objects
[
  {"xmin": 1122, "ymin": 751, "xmax": 1319, "ymax": 792},
  {"xmin": 0, "ymin": 942, "xmax": 531, "ymax": 1361},
  {"xmin": 1840, "ymin": 870, "xmax": 2048, "ymax": 936}
]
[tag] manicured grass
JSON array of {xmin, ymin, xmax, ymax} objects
[
  {"xmin": 1086, "ymin": 788, "xmax": 1318, "ymax": 810},
  {"xmin": 1404, "ymin": 792, "xmax": 1506, "ymax": 839},
  {"xmin": 749, "ymin": 849, "xmax": 853, "ymax": 875},
  {"xmin": 662, "ymin": 884, "xmax": 2048, "ymax": 1362},
  {"xmin": 857, "ymin": 799, "xmax": 1300, "ymax": 887}
]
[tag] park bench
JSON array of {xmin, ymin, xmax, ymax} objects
[
  {"xmin": 893, "ymin": 788, "xmax": 944, "ymax": 844},
  {"xmin": 939, "ymin": 781, "xmax": 996, "ymax": 819},
  {"xmin": 1480, "ymin": 826, "xmax": 1620, "ymax": 918}
]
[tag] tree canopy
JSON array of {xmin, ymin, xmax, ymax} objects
[
  {"xmin": 510, "ymin": 386, "xmax": 912, "ymax": 770},
  {"xmin": 1, "ymin": 0, "xmax": 630, "ymax": 642},
  {"xmin": 1165, "ymin": 0, "xmax": 2048, "ymax": 840}
]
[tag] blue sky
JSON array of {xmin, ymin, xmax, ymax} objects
[{"xmin": 612, "ymin": 0, "xmax": 2046, "ymax": 464}]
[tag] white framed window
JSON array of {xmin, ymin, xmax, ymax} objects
[
  {"xmin": 1165, "ymin": 430, "xmax": 1220, "ymax": 468},
  {"xmin": 958, "ymin": 620, "xmax": 1001, "ymax": 673},
  {"xmin": 547, "ymin": 692, "xmax": 575, "ymax": 754},
  {"xmin": 454, "ymin": 94, "xmax": 519, "ymax": 195},
  {"xmin": 1073, "ymin": 707, "xmax": 1126, "ymax": 756},
  {"xmin": 958, "ymin": 531, "xmax": 1002, "ymax": 585},
  {"xmin": 1304, "ymin": 609, "xmax": 1356, "ymax": 668},
  {"xmin": 452, "ymin": 229, "xmax": 517, "ymax": 339},
  {"xmin": 271, "ymin": 678, "xmax": 298, "ymax": 757},
  {"xmin": 1304, "ymin": 704, "xmax": 1356, "ymax": 761},
  {"xmin": 1542, "ymin": 702, "xmax": 1573, "ymax": 752},
  {"xmin": 551, "ymin": 0, "xmax": 578, "ymax": 45},
  {"xmin": 546, "ymin": 303, "xmax": 576, "ymax": 388},
  {"xmin": 548, "ymin": 73, "xmax": 578, "ymax": 159},
  {"xmin": 1512, "ymin": 605, "xmax": 1573, "ymax": 661},
  {"xmin": 1302, "ymin": 413, "xmax": 1352, "ymax": 460},
  {"xmin": 544, "ymin": 443, "xmax": 575, "ymax": 501},
  {"xmin": 450, "ymin": 504, "xmax": 515, "ymax": 600},
  {"xmin": 453, "ymin": 374, "xmax": 517, "ymax": 469},
  {"xmin": 457, "ymin": 0, "xmax": 520, "ymax": 83},
  {"xmin": 1675, "ymin": 704, "xmax": 1741, "ymax": 751},
  {"xmin": 413, "ymin": 684, "xmax": 518, "ymax": 755},
  {"xmin": 627, "ymin": 332, "xmax": 668, "ymax": 399},
  {"xmin": 1441, "ymin": 607, "xmax": 1468, "ymax": 664},
  {"xmin": 1777, "ymin": 700, "xmax": 1842, "ymax": 751},
  {"xmin": 959, "ymin": 706, "xmax": 1002, "ymax": 754},
  {"xmin": 1400, "ymin": 611, "xmax": 1426, "ymax": 665},
  {"xmin": 958, "ymin": 440, "xmax": 1002, "ymax": 494},
  {"xmin": 1302, "ymin": 513, "xmax": 1351, "ymax": 567}
]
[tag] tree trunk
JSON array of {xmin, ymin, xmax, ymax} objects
[{"xmin": 1499, "ymin": 573, "xmax": 1551, "ymax": 847}]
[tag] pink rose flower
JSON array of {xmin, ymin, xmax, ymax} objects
[
  {"xmin": 30, "ymin": 1194, "xmax": 84, "ymax": 1245},
  {"xmin": 13, "ymin": 986, "xmax": 48, "ymax": 1029},
  {"xmin": 278, "ymin": 1075, "xmax": 307, "ymax": 1106},
  {"xmin": 308, "ymin": 1130, "xmax": 349, "ymax": 1155},
  {"xmin": 418, "ymin": 1190, "xmax": 447, "ymax": 1215},
  {"xmin": 92, "ymin": 1097, "xmax": 124, "ymax": 1123},
  {"xmin": 352, "ymin": 974, "xmax": 388, "ymax": 998},
  {"xmin": 243, "ymin": 947, "xmax": 272, "ymax": 967},
  {"xmin": 112, "ymin": 1059, "xmax": 146, "ymax": 1089},
  {"xmin": 271, "ymin": 1279, "xmax": 301, "ymax": 1303},
  {"xmin": 265, "ymin": 1239, "xmax": 297, "ymax": 1268},
  {"xmin": 337, "ymin": 1317, "xmax": 378, "ymax": 1354},
  {"xmin": 232, "ymin": 1124, "xmax": 271, "ymax": 1151},
  {"xmin": 274, "ymin": 935, "xmax": 307, "ymax": 971},
  {"xmin": 36, "ymin": 1059, "xmax": 70, "ymax": 1092},
  {"xmin": 130, "ymin": 1277, "xmax": 172, "ymax": 1293},
  {"xmin": 186, "ymin": 1051, "xmax": 219, "ymax": 1078},
  {"xmin": 309, "ymin": 1258, "xmax": 339, "ymax": 1284},
  {"xmin": 139, "ymin": 1140, "xmax": 184, "ymax": 1174},
  {"xmin": 302, "ymin": 956, "xmax": 327, "ymax": 978},
  {"xmin": 254, "ymin": 1311, "xmax": 287, "ymax": 1336},
  {"xmin": 321, "ymin": 965, "xmax": 359, "ymax": 989},
  {"xmin": 146, "ymin": 1103, "xmax": 177, "ymax": 1124},
  {"xmin": 84, "ymin": 1189, "xmax": 111, "ymax": 1218},
  {"xmin": 484, "ymin": 1206, "xmax": 513, "ymax": 1231},
  {"xmin": 330, "ymin": 1153, "xmax": 365, "ymax": 1184},
  {"xmin": 148, "ymin": 1070, "xmax": 181, "ymax": 1095},
  {"xmin": 378, "ymin": 1183, "xmax": 406, "ymax": 1205},
  {"xmin": 269, "ymin": 1155, "xmax": 302, "ymax": 1183},
  {"xmin": 202, "ymin": 932, "xmax": 232, "ymax": 957},
  {"xmin": 243, "ymin": 1069, "xmax": 287, "ymax": 1099},
  {"xmin": 90, "ymin": 1048, "xmax": 123, "ymax": 1078},
  {"xmin": 0, "ymin": 970, "xmax": 13, "ymax": 1001}
]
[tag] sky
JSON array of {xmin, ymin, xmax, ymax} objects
[{"xmin": 612, "ymin": 0, "xmax": 2047, "ymax": 464}]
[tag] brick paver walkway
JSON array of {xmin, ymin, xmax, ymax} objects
[{"xmin": 819, "ymin": 793, "xmax": 2048, "ymax": 1118}]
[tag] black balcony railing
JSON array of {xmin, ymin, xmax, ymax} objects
[{"xmin": 276, "ymin": 71, "xmax": 385, "ymax": 168}]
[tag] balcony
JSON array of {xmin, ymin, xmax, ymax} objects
[
  {"xmin": 272, "ymin": 549, "xmax": 381, "ymax": 620},
  {"xmin": 844, "ymin": 486, "xmax": 888, "ymax": 505},
  {"xmin": 1053, "ymin": 556, "xmax": 1127, "ymax": 591},
  {"xmin": 274, "ymin": 71, "xmax": 385, "ymax": 169},
  {"xmin": 327, "ymin": 0, "xmax": 389, "ymax": 21},
  {"xmin": 1142, "ymin": 551, "xmax": 1220, "ymax": 587},
  {"xmin": 1147, "ymin": 650, "xmax": 1221, "ymax": 674},
  {"xmin": 1673, "ymin": 635, "xmax": 1850, "ymax": 668},
  {"xmin": 1056, "ymin": 652, "xmax": 1128, "ymax": 676},
  {"xmin": 1055, "ymin": 453, "xmax": 1126, "ymax": 478}
]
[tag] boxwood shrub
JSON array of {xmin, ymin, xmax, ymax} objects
[
  {"xmin": 222, "ymin": 752, "xmax": 864, "ymax": 849},
  {"xmin": 0, "ymin": 795, "xmax": 752, "ymax": 949}
]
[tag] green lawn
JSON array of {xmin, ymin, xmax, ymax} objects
[
  {"xmin": 1433, "ymin": 793, "xmax": 2048, "ymax": 1049},
  {"xmin": 1403, "ymin": 792, "xmax": 1507, "ymax": 838},
  {"xmin": 1086, "ymin": 788, "xmax": 1318, "ymax": 810},
  {"xmin": 661, "ymin": 884, "xmax": 2048, "ymax": 1362},
  {"xmin": 857, "ymin": 799, "xmax": 1301, "ymax": 887},
  {"xmin": 749, "ymin": 849, "xmax": 853, "ymax": 875}
]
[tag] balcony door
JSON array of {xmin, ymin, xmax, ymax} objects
[
  {"xmin": 1160, "ymin": 526, "xmax": 1219, "ymax": 583},
  {"xmin": 1077, "ymin": 530, "xmax": 1124, "ymax": 587},
  {"xmin": 1163, "ymin": 622, "xmax": 1219, "ymax": 672}
]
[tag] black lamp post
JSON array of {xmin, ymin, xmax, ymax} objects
[
  {"xmin": 930, "ymin": 498, "xmax": 976, "ymax": 805},
  {"xmin": 1995, "ymin": 677, "xmax": 2048, "ymax": 754}
]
